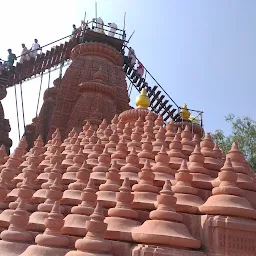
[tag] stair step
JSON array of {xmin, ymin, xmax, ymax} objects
[
  {"xmin": 155, "ymin": 100, "xmax": 169, "ymax": 114},
  {"xmin": 161, "ymin": 104, "xmax": 172, "ymax": 116},
  {"xmin": 173, "ymin": 113, "xmax": 180, "ymax": 120},
  {"xmin": 149, "ymin": 91, "xmax": 161, "ymax": 105},
  {"xmin": 131, "ymin": 70, "xmax": 137, "ymax": 79},
  {"xmin": 147, "ymin": 85, "xmax": 157, "ymax": 97},
  {"xmin": 151, "ymin": 95, "xmax": 165, "ymax": 110},
  {"xmin": 163, "ymin": 108, "xmax": 177, "ymax": 121}
]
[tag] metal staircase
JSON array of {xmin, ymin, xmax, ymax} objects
[
  {"xmin": 0, "ymin": 20, "xmax": 203, "ymax": 126},
  {"xmin": 0, "ymin": 37, "xmax": 79, "ymax": 88},
  {"xmin": 122, "ymin": 54, "xmax": 180, "ymax": 123}
]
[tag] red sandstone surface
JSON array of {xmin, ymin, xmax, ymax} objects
[{"xmin": 0, "ymin": 41, "xmax": 255, "ymax": 256}]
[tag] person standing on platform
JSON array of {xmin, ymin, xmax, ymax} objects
[
  {"xmin": 6, "ymin": 49, "xmax": 17, "ymax": 70},
  {"xmin": 19, "ymin": 43, "xmax": 30, "ymax": 63},
  {"xmin": 128, "ymin": 47, "xmax": 136, "ymax": 67},
  {"xmin": 108, "ymin": 22, "xmax": 118, "ymax": 37},
  {"xmin": 71, "ymin": 24, "xmax": 78, "ymax": 38},
  {"xmin": 81, "ymin": 20, "xmax": 89, "ymax": 31},
  {"xmin": 0, "ymin": 62, "xmax": 4, "ymax": 75},
  {"xmin": 93, "ymin": 17, "xmax": 104, "ymax": 33},
  {"xmin": 137, "ymin": 61, "xmax": 144, "ymax": 77},
  {"xmin": 30, "ymin": 39, "xmax": 41, "ymax": 59}
]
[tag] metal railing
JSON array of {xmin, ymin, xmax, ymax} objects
[{"xmin": 1, "ymin": 19, "xmax": 126, "ymax": 64}]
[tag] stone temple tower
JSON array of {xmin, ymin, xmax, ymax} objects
[{"xmin": 35, "ymin": 40, "xmax": 130, "ymax": 141}]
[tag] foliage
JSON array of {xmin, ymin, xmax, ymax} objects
[{"xmin": 211, "ymin": 114, "xmax": 256, "ymax": 170}]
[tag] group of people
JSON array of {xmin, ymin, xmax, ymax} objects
[
  {"xmin": 0, "ymin": 39, "xmax": 41, "ymax": 74},
  {"xmin": 128, "ymin": 47, "xmax": 144, "ymax": 77},
  {"xmin": 0, "ymin": 18, "xmax": 123, "ymax": 76},
  {"xmin": 71, "ymin": 18, "xmax": 120, "ymax": 39},
  {"xmin": 71, "ymin": 20, "xmax": 89, "ymax": 39}
]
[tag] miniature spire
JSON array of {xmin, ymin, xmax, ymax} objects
[
  {"xmin": 1, "ymin": 200, "xmax": 34, "ymax": 243},
  {"xmin": 132, "ymin": 180, "xmax": 201, "ymax": 249},
  {"xmin": 66, "ymin": 202, "xmax": 113, "ymax": 256},
  {"xmin": 97, "ymin": 160, "xmax": 121, "ymax": 208},
  {"xmin": 168, "ymin": 129, "xmax": 186, "ymax": 169},
  {"xmin": 21, "ymin": 201, "xmax": 70, "ymax": 255},
  {"xmin": 132, "ymin": 159, "xmax": 159, "ymax": 210},
  {"xmin": 172, "ymin": 160, "xmax": 203, "ymax": 213},
  {"xmin": 91, "ymin": 147, "xmax": 111, "ymax": 185},
  {"xmin": 152, "ymin": 145, "xmax": 175, "ymax": 186},
  {"xmin": 105, "ymin": 178, "xmax": 140, "ymax": 242},
  {"xmin": 188, "ymin": 145, "xmax": 213, "ymax": 190},
  {"xmin": 200, "ymin": 158, "xmax": 256, "ymax": 220},
  {"xmin": 138, "ymin": 135, "xmax": 155, "ymax": 166},
  {"xmin": 181, "ymin": 125, "xmax": 195, "ymax": 157},
  {"xmin": 165, "ymin": 120, "xmax": 177, "ymax": 145},
  {"xmin": 111, "ymin": 135, "xmax": 128, "ymax": 166},
  {"xmin": 120, "ymin": 147, "xmax": 141, "ymax": 184},
  {"xmin": 63, "ymin": 179, "xmax": 97, "ymax": 237}
]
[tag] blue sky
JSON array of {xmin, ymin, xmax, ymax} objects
[{"xmin": 1, "ymin": 0, "xmax": 255, "ymax": 148}]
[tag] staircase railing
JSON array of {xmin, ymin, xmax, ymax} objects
[
  {"xmin": 0, "ymin": 19, "xmax": 127, "ymax": 87},
  {"xmin": 122, "ymin": 45, "xmax": 203, "ymax": 126}
]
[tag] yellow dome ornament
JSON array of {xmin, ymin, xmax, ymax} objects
[
  {"xmin": 180, "ymin": 103, "xmax": 190, "ymax": 119},
  {"xmin": 136, "ymin": 88, "xmax": 150, "ymax": 109}
]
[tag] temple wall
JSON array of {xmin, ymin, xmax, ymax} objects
[{"xmin": 201, "ymin": 215, "xmax": 256, "ymax": 256}]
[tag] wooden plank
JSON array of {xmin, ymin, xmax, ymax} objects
[
  {"xmin": 123, "ymin": 56, "xmax": 129, "ymax": 65},
  {"xmin": 27, "ymin": 58, "xmax": 36, "ymax": 79},
  {"xmin": 45, "ymin": 48, "xmax": 55, "ymax": 70},
  {"xmin": 60, "ymin": 42, "xmax": 68, "ymax": 62},
  {"xmin": 163, "ymin": 108, "xmax": 177, "ymax": 121},
  {"xmin": 131, "ymin": 70, "xmax": 137, "ymax": 79},
  {"xmin": 156, "ymin": 101, "xmax": 169, "ymax": 114},
  {"xmin": 173, "ymin": 113, "xmax": 180, "ymax": 120},
  {"xmin": 127, "ymin": 65, "xmax": 134, "ymax": 75},
  {"xmin": 41, "ymin": 50, "xmax": 51, "ymax": 71},
  {"xmin": 132, "ymin": 74, "xmax": 140, "ymax": 83},
  {"xmin": 149, "ymin": 90, "xmax": 161, "ymax": 105},
  {"xmin": 136, "ymin": 77, "xmax": 144, "ymax": 88},
  {"xmin": 49, "ymin": 47, "xmax": 59, "ymax": 68},
  {"xmin": 151, "ymin": 95, "xmax": 165, "ymax": 110},
  {"xmin": 139, "ymin": 81, "xmax": 148, "ymax": 91},
  {"xmin": 163, "ymin": 113, "xmax": 173, "ymax": 122},
  {"xmin": 56, "ymin": 44, "xmax": 65, "ymax": 64},
  {"xmin": 148, "ymin": 85, "xmax": 157, "ymax": 98},
  {"xmin": 161, "ymin": 103, "xmax": 172, "ymax": 116}
]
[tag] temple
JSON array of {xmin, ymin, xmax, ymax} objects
[{"xmin": 0, "ymin": 18, "xmax": 255, "ymax": 256}]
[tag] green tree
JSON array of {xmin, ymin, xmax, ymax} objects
[{"xmin": 211, "ymin": 114, "xmax": 256, "ymax": 170}]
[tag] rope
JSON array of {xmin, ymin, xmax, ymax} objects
[
  {"xmin": 36, "ymin": 72, "xmax": 44, "ymax": 116},
  {"xmin": 19, "ymin": 81, "xmax": 26, "ymax": 131},
  {"xmin": 14, "ymin": 85, "xmax": 21, "ymax": 140}
]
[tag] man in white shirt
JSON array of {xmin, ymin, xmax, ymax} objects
[
  {"xmin": 19, "ymin": 43, "xmax": 30, "ymax": 63},
  {"xmin": 93, "ymin": 17, "xmax": 104, "ymax": 33},
  {"xmin": 30, "ymin": 39, "xmax": 41, "ymax": 58},
  {"xmin": 108, "ymin": 22, "xmax": 118, "ymax": 37},
  {"xmin": 128, "ymin": 47, "xmax": 136, "ymax": 67}
]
